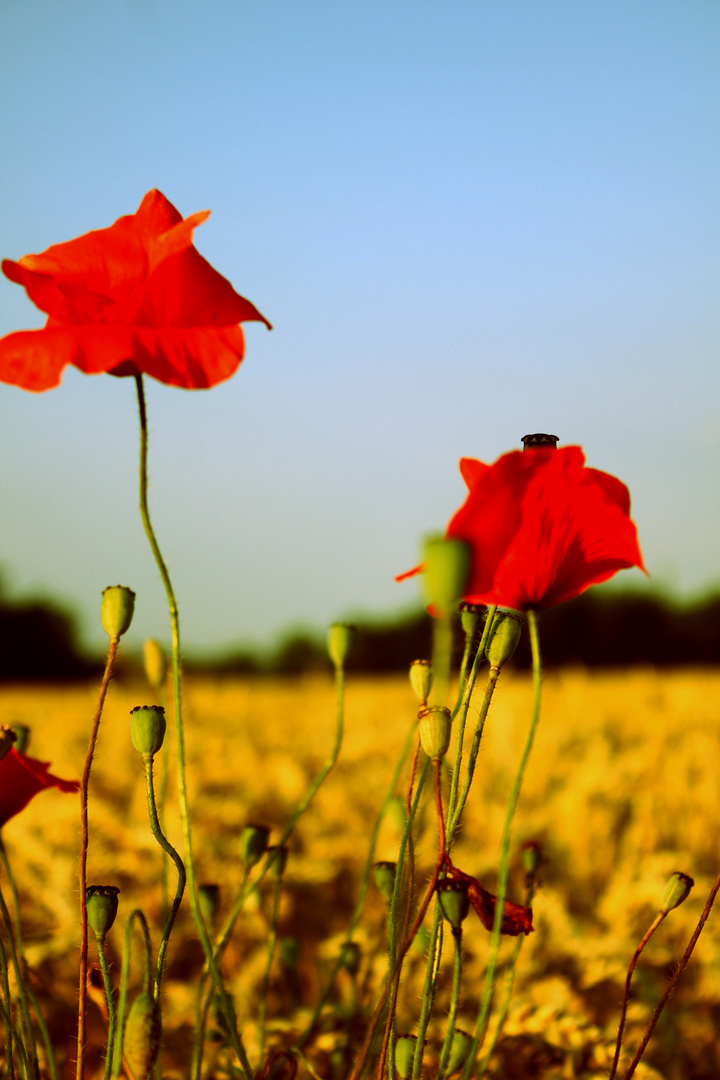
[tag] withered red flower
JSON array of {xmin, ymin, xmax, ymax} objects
[
  {"xmin": 0, "ymin": 748, "xmax": 79, "ymax": 826},
  {"xmin": 0, "ymin": 190, "xmax": 271, "ymax": 392},
  {"xmin": 400, "ymin": 445, "xmax": 645, "ymax": 611},
  {"xmin": 445, "ymin": 865, "xmax": 533, "ymax": 936}
]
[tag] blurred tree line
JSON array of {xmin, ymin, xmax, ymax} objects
[{"xmin": 2, "ymin": 585, "xmax": 720, "ymax": 682}]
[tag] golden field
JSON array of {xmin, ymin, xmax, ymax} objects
[{"xmin": 2, "ymin": 668, "xmax": 720, "ymax": 1080}]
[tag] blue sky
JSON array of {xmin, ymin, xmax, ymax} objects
[{"xmin": 0, "ymin": 1, "xmax": 718, "ymax": 655}]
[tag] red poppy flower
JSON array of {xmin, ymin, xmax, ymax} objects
[
  {"xmin": 0, "ymin": 190, "xmax": 271, "ymax": 392},
  {"xmin": 399, "ymin": 445, "xmax": 645, "ymax": 611},
  {"xmin": 0, "ymin": 748, "xmax": 79, "ymax": 827}
]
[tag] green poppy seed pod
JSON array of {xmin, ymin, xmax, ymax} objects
[
  {"xmin": 521, "ymin": 840, "xmax": 542, "ymax": 877},
  {"xmin": 266, "ymin": 845, "xmax": 290, "ymax": 880},
  {"xmin": 339, "ymin": 940, "xmax": 362, "ymax": 977},
  {"xmin": 130, "ymin": 705, "xmax": 166, "ymax": 758},
  {"xmin": 0, "ymin": 726, "xmax": 17, "ymax": 763},
  {"xmin": 100, "ymin": 585, "xmax": 135, "ymax": 640},
  {"xmin": 280, "ymin": 936, "xmax": 301, "ymax": 969},
  {"xmin": 421, "ymin": 535, "xmax": 471, "ymax": 617},
  {"xmin": 240, "ymin": 823, "xmax": 271, "ymax": 870},
  {"xmin": 143, "ymin": 639, "xmax": 167, "ymax": 690},
  {"xmin": 459, "ymin": 602, "xmax": 483, "ymax": 639},
  {"xmin": 123, "ymin": 990, "xmax": 162, "ymax": 1080},
  {"xmin": 418, "ymin": 706, "xmax": 452, "ymax": 760},
  {"xmin": 85, "ymin": 885, "xmax": 120, "ymax": 939},
  {"xmin": 373, "ymin": 861, "xmax": 397, "ymax": 904},
  {"xmin": 660, "ymin": 871, "xmax": 694, "ymax": 914},
  {"xmin": 521, "ymin": 433, "xmax": 559, "ymax": 450},
  {"xmin": 409, "ymin": 660, "xmax": 433, "ymax": 706},
  {"xmin": 437, "ymin": 879, "xmax": 470, "ymax": 930},
  {"xmin": 395, "ymin": 1035, "xmax": 418, "ymax": 1079},
  {"xmin": 9, "ymin": 724, "xmax": 29, "ymax": 755},
  {"xmin": 198, "ymin": 884, "xmax": 221, "ymax": 927},
  {"xmin": 446, "ymin": 1029, "xmax": 474, "ymax": 1074},
  {"xmin": 328, "ymin": 623, "xmax": 356, "ymax": 667},
  {"xmin": 485, "ymin": 611, "xmax": 524, "ymax": 669}
]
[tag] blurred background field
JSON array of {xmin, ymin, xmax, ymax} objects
[{"xmin": 2, "ymin": 667, "xmax": 720, "ymax": 1079}]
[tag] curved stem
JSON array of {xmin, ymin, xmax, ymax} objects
[
  {"xmin": 623, "ymin": 871, "xmax": 720, "ymax": 1080},
  {"xmin": 95, "ymin": 935, "xmax": 117, "ymax": 1080},
  {"xmin": 111, "ymin": 909, "xmax": 152, "ymax": 1080},
  {"xmin": 134, "ymin": 374, "xmax": 252, "ymax": 1080},
  {"xmin": 608, "ymin": 911, "xmax": 665, "ymax": 1080},
  {"xmin": 77, "ymin": 638, "xmax": 119, "ymax": 1080},
  {"xmin": 142, "ymin": 756, "xmax": 186, "ymax": 996},
  {"xmin": 460, "ymin": 609, "xmax": 543, "ymax": 1080}
]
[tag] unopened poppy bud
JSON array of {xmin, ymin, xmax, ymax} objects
[
  {"xmin": 437, "ymin": 879, "xmax": 470, "ymax": 930},
  {"xmin": 446, "ymin": 1029, "xmax": 474, "ymax": 1074},
  {"xmin": 86, "ymin": 885, "xmax": 120, "ymax": 939},
  {"xmin": 328, "ymin": 623, "xmax": 356, "ymax": 667},
  {"xmin": 373, "ymin": 861, "xmax": 397, "ymax": 903},
  {"xmin": 409, "ymin": 660, "xmax": 433, "ymax": 706},
  {"xmin": 660, "ymin": 872, "xmax": 694, "ymax": 914},
  {"xmin": 130, "ymin": 706, "xmax": 166, "ymax": 758},
  {"xmin": 0, "ymin": 726, "xmax": 17, "ymax": 763},
  {"xmin": 459, "ymin": 602, "xmax": 483, "ymax": 639},
  {"xmin": 240, "ymin": 824, "xmax": 270, "ymax": 870},
  {"xmin": 266, "ymin": 845, "xmax": 289, "ymax": 879},
  {"xmin": 395, "ymin": 1035, "xmax": 417, "ymax": 1079},
  {"xmin": 101, "ymin": 585, "xmax": 135, "ymax": 639},
  {"xmin": 10, "ymin": 725, "xmax": 29, "ymax": 755},
  {"xmin": 339, "ymin": 940, "xmax": 362, "ymax": 977},
  {"xmin": 143, "ymin": 639, "xmax": 167, "ymax": 690},
  {"xmin": 198, "ymin": 884, "xmax": 220, "ymax": 927},
  {"xmin": 418, "ymin": 706, "xmax": 452, "ymax": 760},
  {"xmin": 123, "ymin": 990, "xmax": 161, "ymax": 1079},
  {"xmin": 422, "ymin": 535, "xmax": 471, "ymax": 617},
  {"xmin": 521, "ymin": 840, "xmax": 542, "ymax": 877},
  {"xmin": 521, "ymin": 433, "xmax": 559, "ymax": 450},
  {"xmin": 485, "ymin": 611, "xmax": 523, "ymax": 668}
]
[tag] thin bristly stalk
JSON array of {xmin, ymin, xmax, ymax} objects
[
  {"xmin": 608, "ymin": 911, "xmax": 666, "ymax": 1080},
  {"xmin": 95, "ymin": 936, "xmax": 117, "ymax": 1080},
  {"xmin": 0, "ymin": 840, "xmax": 58, "ymax": 1080},
  {"xmin": 258, "ymin": 871, "xmax": 283, "ymax": 1068},
  {"xmin": 459, "ymin": 609, "xmax": 543, "ymax": 1080},
  {"xmin": 622, "ymin": 870, "xmax": 720, "ymax": 1080},
  {"xmin": 111, "ymin": 910, "xmax": 152, "ymax": 1080},
  {"xmin": 76, "ymin": 638, "xmax": 118, "ymax": 1080},
  {"xmin": 432, "ymin": 613, "xmax": 453, "ymax": 705},
  {"xmin": 134, "ymin": 374, "xmax": 252, "ymax": 1080},
  {"xmin": 0, "ymin": 934, "xmax": 16, "ymax": 1080},
  {"xmin": 447, "ymin": 664, "xmax": 500, "ymax": 841},
  {"xmin": 411, "ymin": 905, "xmax": 444, "ymax": 1080},
  {"xmin": 142, "ymin": 754, "xmax": 186, "ymax": 995},
  {"xmin": 477, "ymin": 868, "xmax": 538, "ymax": 1077},
  {"xmin": 0, "ymin": 874, "xmax": 39, "ymax": 1079},
  {"xmin": 435, "ymin": 926, "xmax": 463, "ymax": 1080},
  {"xmin": 298, "ymin": 720, "xmax": 416, "ymax": 1050}
]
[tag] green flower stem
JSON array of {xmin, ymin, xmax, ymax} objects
[
  {"xmin": 298, "ymin": 720, "xmax": 416, "ymax": 1049},
  {"xmin": 459, "ymin": 609, "xmax": 543, "ymax": 1080},
  {"xmin": 0, "ymin": 934, "xmax": 16, "ymax": 1080},
  {"xmin": 142, "ymin": 755, "xmax": 186, "ymax": 995},
  {"xmin": 257, "ymin": 873, "xmax": 283, "ymax": 1069},
  {"xmin": 436, "ymin": 928, "xmax": 464, "ymax": 1080},
  {"xmin": 94, "ymin": 934, "xmax": 117, "ymax": 1080},
  {"xmin": 77, "ymin": 637, "xmax": 119, "ymax": 1080},
  {"xmin": 477, "ymin": 872, "xmax": 537, "ymax": 1077},
  {"xmin": 432, "ymin": 613, "xmax": 453, "ymax": 705},
  {"xmin": 447, "ymin": 606, "xmax": 497, "ymax": 826},
  {"xmin": 348, "ymin": 761, "xmax": 431, "ymax": 1080},
  {"xmin": 0, "ymin": 840, "xmax": 57, "ymax": 1080},
  {"xmin": 154, "ymin": 681, "xmax": 171, "ymax": 923},
  {"xmin": 0, "ymin": 880, "xmax": 38, "ymax": 1080},
  {"xmin": 411, "ymin": 904, "xmax": 444, "ymax": 1080},
  {"xmin": 447, "ymin": 664, "xmax": 501, "ymax": 842},
  {"xmin": 134, "ymin": 374, "xmax": 252, "ymax": 1080},
  {"xmin": 111, "ymin": 909, "xmax": 152, "ymax": 1080},
  {"xmin": 607, "ymin": 911, "xmax": 666, "ymax": 1080}
]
